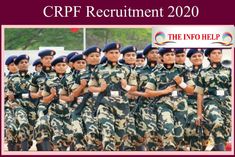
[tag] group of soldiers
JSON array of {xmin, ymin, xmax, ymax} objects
[{"xmin": 4, "ymin": 42, "xmax": 231, "ymax": 151}]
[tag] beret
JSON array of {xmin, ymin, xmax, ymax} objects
[
  {"xmin": 5, "ymin": 55, "xmax": 17, "ymax": 65},
  {"xmin": 175, "ymin": 48, "xmax": 186, "ymax": 54},
  {"xmin": 14, "ymin": 54, "xmax": 30, "ymax": 65},
  {"xmin": 121, "ymin": 46, "xmax": 137, "ymax": 55},
  {"xmin": 205, "ymin": 48, "xmax": 222, "ymax": 57},
  {"xmin": 33, "ymin": 58, "xmax": 42, "ymax": 66},
  {"xmin": 136, "ymin": 52, "xmax": 145, "ymax": 59},
  {"xmin": 38, "ymin": 49, "xmax": 56, "ymax": 58},
  {"xmin": 67, "ymin": 52, "xmax": 78, "ymax": 62},
  {"xmin": 143, "ymin": 44, "xmax": 158, "ymax": 56},
  {"xmin": 103, "ymin": 42, "xmax": 121, "ymax": 52},
  {"xmin": 51, "ymin": 56, "xmax": 67, "ymax": 66},
  {"xmin": 83, "ymin": 46, "xmax": 101, "ymax": 56},
  {"xmin": 158, "ymin": 48, "xmax": 175, "ymax": 56},
  {"xmin": 69, "ymin": 54, "xmax": 85, "ymax": 63},
  {"xmin": 187, "ymin": 48, "xmax": 204, "ymax": 58}
]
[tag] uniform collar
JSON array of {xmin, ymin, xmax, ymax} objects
[
  {"xmin": 56, "ymin": 73, "xmax": 65, "ymax": 78},
  {"xmin": 163, "ymin": 63, "xmax": 174, "ymax": 70},
  {"xmin": 192, "ymin": 64, "xmax": 202, "ymax": 72},
  {"xmin": 147, "ymin": 60, "xmax": 157, "ymax": 69},
  {"xmin": 19, "ymin": 70, "xmax": 29, "ymax": 77},
  {"xmin": 210, "ymin": 62, "xmax": 222, "ymax": 69},
  {"xmin": 42, "ymin": 66, "xmax": 52, "ymax": 73}
]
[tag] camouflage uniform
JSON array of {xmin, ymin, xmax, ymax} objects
[
  {"xmin": 89, "ymin": 62, "xmax": 137, "ymax": 151},
  {"xmin": 29, "ymin": 67, "xmax": 56, "ymax": 148},
  {"xmin": 4, "ymin": 72, "xmax": 18, "ymax": 150},
  {"xmin": 60, "ymin": 69, "xmax": 86, "ymax": 150},
  {"xmin": 43, "ymin": 74, "xmax": 73, "ymax": 150},
  {"xmin": 78, "ymin": 65, "xmax": 101, "ymax": 150},
  {"xmin": 121, "ymin": 65, "xmax": 138, "ymax": 151},
  {"xmin": 7, "ymin": 71, "xmax": 36, "ymax": 150},
  {"xmin": 146, "ymin": 64, "xmax": 193, "ymax": 150},
  {"xmin": 136, "ymin": 62, "xmax": 161, "ymax": 151},
  {"xmin": 184, "ymin": 65, "xmax": 203, "ymax": 150},
  {"xmin": 195, "ymin": 63, "xmax": 231, "ymax": 147}
]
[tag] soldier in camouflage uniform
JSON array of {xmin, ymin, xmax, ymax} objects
[
  {"xmin": 7, "ymin": 54, "xmax": 36, "ymax": 151},
  {"xmin": 175, "ymin": 48, "xmax": 187, "ymax": 66},
  {"xmin": 4, "ymin": 55, "xmax": 18, "ymax": 151},
  {"xmin": 60, "ymin": 53, "xmax": 87, "ymax": 151},
  {"xmin": 88, "ymin": 42, "xmax": 137, "ymax": 151},
  {"xmin": 29, "ymin": 49, "xmax": 56, "ymax": 151},
  {"xmin": 32, "ymin": 58, "xmax": 42, "ymax": 74},
  {"xmin": 42, "ymin": 56, "xmax": 73, "ymax": 151},
  {"xmin": 135, "ymin": 52, "xmax": 145, "ymax": 68},
  {"xmin": 184, "ymin": 49, "xmax": 204, "ymax": 151},
  {"xmin": 130, "ymin": 44, "xmax": 161, "ymax": 151},
  {"xmin": 66, "ymin": 52, "xmax": 79, "ymax": 74},
  {"xmin": 195, "ymin": 48, "xmax": 231, "ymax": 151},
  {"xmin": 145, "ymin": 48, "xmax": 194, "ymax": 151},
  {"xmin": 79, "ymin": 46, "xmax": 103, "ymax": 150},
  {"xmin": 119, "ymin": 45, "xmax": 139, "ymax": 151}
]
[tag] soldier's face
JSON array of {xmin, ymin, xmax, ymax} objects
[
  {"xmin": 41, "ymin": 56, "xmax": 53, "ymax": 67},
  {"xmin": 54, "ymin": 62, "xmax": 67, "ymax": 74},
  {"xmin": 17, "ymin": 59, "xmax": 29, "ymax": 71},
  {"xmin": 105, "ymin": 50, "xmax": 120, "ymax": 62},
  {"xmin": 208, "ymin": 49, "xmax": 222, "ymax": 63},
  {"xmin": 175, "ymin": 53, "xmax": 186, "ymax": 64},
  {"xmin": 123, "ymin": 52, "xmax": 136, "ymax": 65},
  {"xmin": 7, "ymin": 63, "xmax": 18, "ymax": 73},
  {"xmin": 73, "ymin": 60, "xmax": 86, "ymax": 70},
  {"xmin": 86, "ymin": 52, "xmax": 100, "ymax": 65},
  {"xmin": 35, "ymin": 64, "xmax": 42, "ymax": 72},
  {"xmin": 136, "ymin": 58, "xmax": 145, "ymax": 67},
  {"xmin": 147, "ymin": 49, "xmax": 158, "ymax": 62},
  {"xmin": 162, "ymin": 52, "xmax": 175, "ymax": 64},
  {"xmin": 190, "ymin": 53, "xmax": 203, "ymax": 66}
]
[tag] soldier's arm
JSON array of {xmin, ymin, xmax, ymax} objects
[
  {"xmin": 196, "ymin": 93, "xmax": 204, "ymax": 126},
  {"xmin": 72, "ymin": 80, "xmax": 87, "ymax": 97},
  {"xmin": 42, "ymin": 84, "xmax": 57, "ymax": 104},
  {"xmin": 29, "ymin": 77, "xmax": 42, "ymax": 99},
  {"xmin": 145, "ymin": 85, "xmax": 176, "ymax": 97},
  {"xmin": 89, "ymin": 79, "xmax": 107, "ymax": 93},
  {"xmin": 174, "ymin": 75, "xmax": 194, "ymax": 94}
]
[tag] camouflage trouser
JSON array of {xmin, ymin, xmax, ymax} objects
[
  {"xmin": 14, "ymin": 106, "xmax": 30, "ymax": 142},
  {"xmin": 157, "ymin": 97, "xmax": 188, "ymax": 149},
  {"xmin": 81, "ymin": 98, "xmax": 101, "ymax": 150},
  {"xmin": 14, "ymin": 99, "xmax": 37, "ymax": 145},
  {"xmin": 5, "ymin": 106, "xmax": 17, "ymax": 142},
  {"xmin": 135, "ymin": 99, "xmax": 158, "ymax": 151},
  {"xmin": 97, "ymin": 96, "xmax": 129, "ymax": 151},
  {"xmin": 203, "ymin": 96, "xmax": 231, "ymax": 145},
  {"xmin": 34, "ymin": 102, "xmax": 51, "ymax": 143},
  {"xmin": 50, "ymin": 111, "xmax": 73, "ymax": 150},
  {"xmin": 71, "ymin": 110, "xmax": 86, "ymax": 150},
  {"xmin": 185, "ymin": 99, "xmax": 202, "ymax": 151},
  {"xmin": 122, "ymin": 100, "xmax": 138, "ymax": 151}
]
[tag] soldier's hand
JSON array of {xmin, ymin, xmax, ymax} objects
[
  {"xmin": 174, "ymin": 75, "xmax": 182, "ymax": 85},
  {"xmin": 165, "ymin": 85, "xmax": 176, "ymax": 94},
  {"xmin": 100, "ymin": 80, "xmax": 108, "ymax": 92},
  {"xmin": 80, "ymin": 79, "xmax": 87, "ymax": 87},
  {"xmin": 37, "ymin": 90, "xmax": 42, "ymax": 98},
  {"xmin": 195, "ymin": 115, "xmax": 203, "ymax": 126},
  {"xmin": 50, "ymin": 88, "xmax": 57, "ymax": 96},
  {"xmin": 7, "ymin": 91, "xmax": 15, "ymax": 101},
  {"xmin": 69, "ymin": 93, "xmax": 75, "ymax": 101},
  {"xmin": 121, "ymin": 79, "xmax": 128, "ymax": 89}
]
